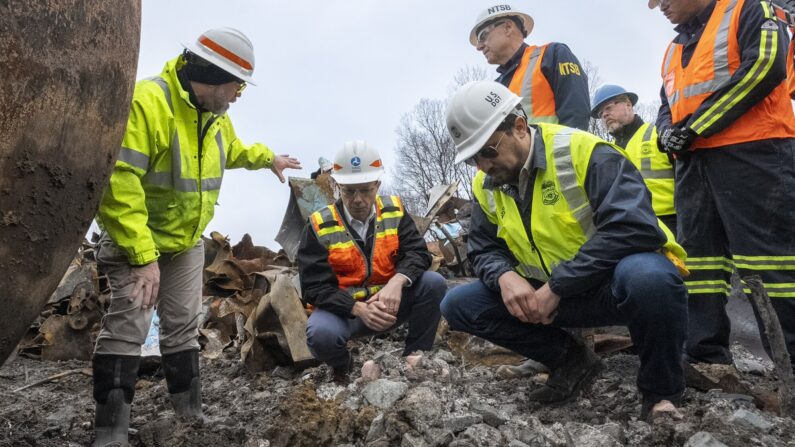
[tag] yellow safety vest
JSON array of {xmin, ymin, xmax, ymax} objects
[
  {"xmin": 97, "ymin": 57, "xmax": 275, "ymax": 265},
  {"xmin": 623, "ymin": 123, "xmax": 675, "ymax": 217},
  {"xmin": 472, "ymin": 124, "xmax": 685, "ymax": 283}
]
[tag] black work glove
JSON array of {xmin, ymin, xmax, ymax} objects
[{"xmin": 658, "ymin": 126, "xmax": 697, "ymax": 154}]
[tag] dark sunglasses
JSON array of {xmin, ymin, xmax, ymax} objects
[{"xmin": 464, "ymin": 133, "xmax": 506, "ymax": 166}]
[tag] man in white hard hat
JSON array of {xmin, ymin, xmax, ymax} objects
[
  {"xmin": 92, "ymin": 27, "xmax": 301, "ymax": 445},
  {"xmin": 297, "ymin": 141, "xmax": 446, "ymax": 381},
  {"xmin": 440, "ymin": 81, "xmax": 688, "ymax": 420},
  {"xmin": 470, "ymin": 4, "xmax": 590, "ymax": 130}
]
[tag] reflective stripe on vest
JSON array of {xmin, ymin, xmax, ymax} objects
[
  {"xmin": 663, "ymin": 0, "xmax": 736, "ymax": 107},
  {"xmin": 637, "ymin": 125, "xmax": 674, "ymax": 180},
  {"xmin": 141, "ymin": 77, "xmax": 225, "ymax": 192},
  {"xmin": 553, "ymin": 128, "xmax": 595, "ymax": 238},
  {"xmin": 509, "ymin": 45, "xmax": 559, "ymax": 124},
  {"xmin": 310, "ymin": 197, "xmax": 404, "ymax": 299},
  {"xmin": 625, "ymin": 123, "xmax": 676, "ymax": 217}
]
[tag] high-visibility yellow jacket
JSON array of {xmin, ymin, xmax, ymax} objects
[
  {"xmin": 97, "ymin": 57, "xmax": 275, "ymax": 265},
  {"xmin": 472, "ymin": 124, "xmax": 685, "ymax": 283},
  {"xmin": 623, "ymin": 123, "xmax": 676, "ymax": 217}
]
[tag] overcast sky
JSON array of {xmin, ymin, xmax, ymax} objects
[{"xmin": 130, "ymin": 0, "xmax": 674, "ymax": 249}]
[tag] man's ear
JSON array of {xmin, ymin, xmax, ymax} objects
[{"xmin": 513, "ymin": 115, "xmax": 528, "ymax": 138}]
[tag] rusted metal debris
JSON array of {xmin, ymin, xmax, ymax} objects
[
  {"xmin": 18, "ymin": 242, "xmax": 105, "ymax": 361},
  {"xmin": 276, "ymin": 174, "xmax": 337, "ymax": 261},
  {"xmin": 17, "ymin": 232, "xmax": 315, "ymax": 373},
  {"xmin": 0, "ymin": 0, "xmax": 141, "ymax": 366},
  {"xmin": 416, "ymin": 182, "xmax": 474, "ymax": 277},
  {"xmin": 200, "ymin": 232, "xmax": 313, "ymax": 372},
  {"xmin": 745, "ymin": 276, "xmax": 795, "ymax": 417},
  {"xmin": 241, "ymin": 270, "xmax": 315, "ymax": 371}
]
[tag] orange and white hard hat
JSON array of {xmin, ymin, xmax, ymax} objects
[
  {"xmin": 184, "ymin": 27, "xmax": 256, "ymax": 84},
  {"xmin": 331, "ymin": 141, "xmax": 385, "ymax": 185}
]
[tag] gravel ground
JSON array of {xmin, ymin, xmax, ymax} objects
[{"xmin": 0, "ymin": 327, "xmax": 793, "ymax": 446}]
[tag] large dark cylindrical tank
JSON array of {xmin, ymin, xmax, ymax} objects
[{"xmin": 0, "ymin": 1, "xmax": 141, "ymax": 364}]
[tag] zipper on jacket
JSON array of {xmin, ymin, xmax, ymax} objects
[
  {"xmin": 521, "ymin": 173, "xmax": 551, "ymax": 278},
  {"xmin": 195, "ymin": 109, "xmax": 218, "ymax": 190},
  {"xmin": 190, "ymin": 109, "xmax": 218, "ymax": 241}
]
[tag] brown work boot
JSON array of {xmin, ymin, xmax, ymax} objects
[{"xmin": 527, "ymin": 342, "xmax": 603, "ymax": 405}]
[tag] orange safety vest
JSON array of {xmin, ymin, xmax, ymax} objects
[
  {"xmin": 508, "ymin": 44, "xmax": 558, "ymax": 124},
  {"xmin": 309, "ymin": 196, "xmax": 403, "ymax": 300},
  {"xmin": 661, "ymin": 0, "xmax": 795, "ymax": 149}
]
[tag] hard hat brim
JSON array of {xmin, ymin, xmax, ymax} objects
[
  {"xmin": 453, "ymin": 94, "xmax": 523, "ymax": 164},
  {"xmin": 590, "ymin": 91, "xmax": 639, "ymax": 118},
  {"xmin": 330, "ymin": 170, "xmax": 383, "ymax": 185},
  {"xmin": 470, "ymin": 11, "xmax": 534, "ymax": 46},
  {"xmin": 182, "ymin": 41, "xmax": 256, "ymax": 85}
]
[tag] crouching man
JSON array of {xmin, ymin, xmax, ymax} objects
[
  {"xmin": 440, "ymin": 81, "xmax": 689, "ymax": 420},
  {"xmin": 298, "ymin": 141, "xmax": 447, "ymax": 380}
]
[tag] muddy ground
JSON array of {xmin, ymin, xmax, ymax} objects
[{"xmin": 1, "ymin": 328, "xmax": 794, "ymax": 447}]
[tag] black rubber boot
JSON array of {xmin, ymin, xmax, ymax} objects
[
  {"xmin": 162, "ymin": 349, "xmax": 205, "ymax": 422},
  {"xmin": 527, "ymin": 339, "xmax": 603, "ymax": 405},
  {"xmin": 92, "ymin": 354, "xmax": 140, "ymax": 447},
  {"xmin": 331, "ymin": 351, "xmax": 354, "ymax": 384}
]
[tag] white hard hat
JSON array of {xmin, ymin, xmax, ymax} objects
[
  {"xmin": 330, "ymin": 141, "xmax": 385, "ymax": 185},
  {"xmin": 470, "ymin": 4, "xmax": 534, "ymax": 46},
  {"xmin": 183, "ymin": 27, "xmax": 256, "ymax": 84},
  {"xmin": 446, "ymin": 81, "xmax": 523, "ymax": 164}
]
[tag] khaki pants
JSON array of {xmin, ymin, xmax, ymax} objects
[{"xmin": 94, "ymin": 234, "xmax": 204, "ymax": 356}]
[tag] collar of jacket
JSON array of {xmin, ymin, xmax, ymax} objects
[
  {"xmin": 334, "ymin": 199, "xmax": 374, "ymax": 237},
  {"xmin": 496, "ymin": 42, "xmax": 530, "ymax": 75},
  {"xmin": 674, "ymin": 0, "xmax": 716, "ymax": 37},
  {"xmin": 176, "ymin": 66, "xmax": 205, "ymax": 112},
  {"xmin": 483, "ymin": 126, "xmax": 546, "ymax": 191},
  {"xmin": 611, "ymin": 114, "xmax": 645, "ymax": 148},
  {"xmin": 162, "ymin": 57, "xmax": 205, "ymax": 112}
]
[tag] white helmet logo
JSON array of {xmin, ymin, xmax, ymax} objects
[
  {"xmin": 488, "ymin": 4, "xmax": 511, "ymax": 14},
  {"xmin": 351, "ymin": 156, "xmax": 362, "ymax": 172}
]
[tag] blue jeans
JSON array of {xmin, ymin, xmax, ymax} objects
[
  {"xmin": 441, "ymin": 252, "xmax": 688, "ymax": 401},
  {"xmin": 306, "ymin": 271, "xmax": 447, "ymax": 369}
]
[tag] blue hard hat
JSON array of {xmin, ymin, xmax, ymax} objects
[{"xmin": 591, "ymin": 84, "xmax": 638, "ymax": 118}]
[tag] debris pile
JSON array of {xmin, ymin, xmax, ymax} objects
[
  {"xmin": 14, "ymin": 231, "xmax": 312, "ymax": 375},
  {"xmin": 3, "ymin": 323, "xmax": 794, "ymax": 446},
  {"xmin": 16, "ymin": 242, "xmax": 106, "ymax": 362}
]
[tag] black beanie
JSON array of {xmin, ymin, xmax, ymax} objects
[{"xmin": 181, "ymin": 51, "xmax": 241, "ymax": 85}]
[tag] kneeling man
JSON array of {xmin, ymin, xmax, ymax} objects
[
  {"xmin": 298, "ymin": 141, "xmax": 446, "ymax": 380},
  {"xmin": 441, "ymin": 81, "xmax": 688, "ymax": 419}
]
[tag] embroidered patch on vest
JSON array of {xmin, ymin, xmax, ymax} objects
[{"xmin": 542, "ymin": 180, "xmax": 560, "ymax": 205}]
